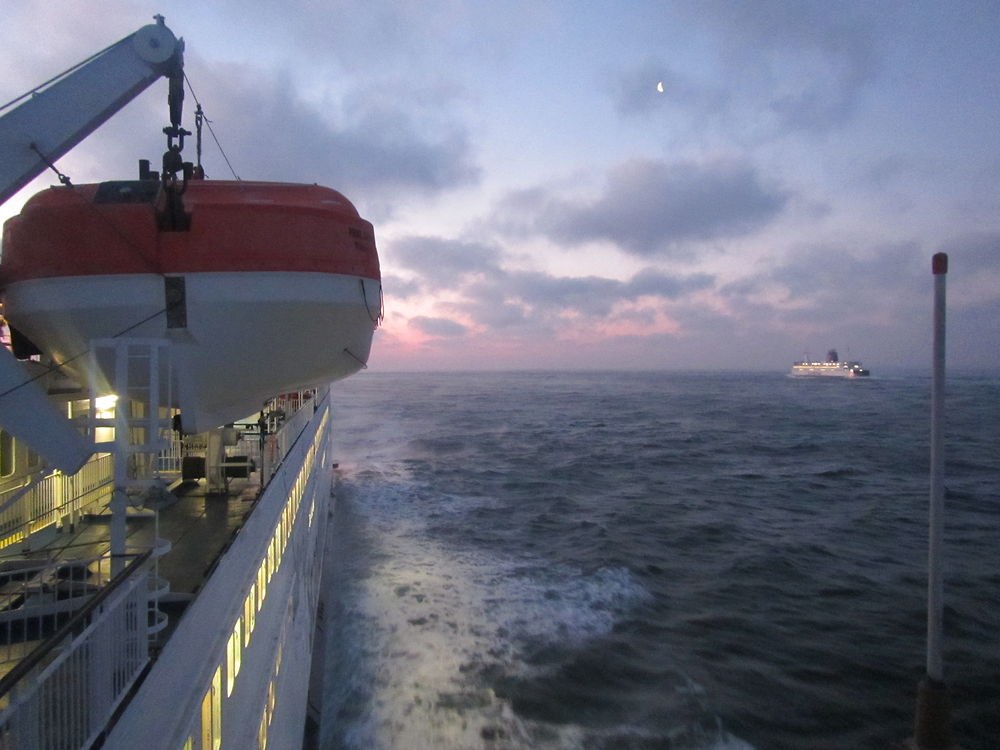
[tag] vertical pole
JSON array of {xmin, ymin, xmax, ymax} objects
[
  {"xmin": 111, "ymin": 341, "xmax": 128, "ymax": 576},
  {"xmin": 910, "ymin": 252, "xmax": 954, "ymax": 750},
  {"xmin": 927, "ymin": 252, "xmax": 947, "ymax": 681}
]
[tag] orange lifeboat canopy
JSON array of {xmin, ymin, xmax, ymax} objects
[{"xmin": 0, "ymin": 180, "xmax": 381, "ymax": 282}]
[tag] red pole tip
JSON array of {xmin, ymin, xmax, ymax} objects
[{"xmin": 932, "ymin": 253, "xmax": 948, "ymax": 275}]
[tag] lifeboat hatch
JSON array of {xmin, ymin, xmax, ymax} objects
[
  {"xmin": 93, "ymin": 180, "xmax": 160, "ymax": 204},
  {"xmin": 91, "ymin": 179, "xmax": 191, "ymax": 232}
]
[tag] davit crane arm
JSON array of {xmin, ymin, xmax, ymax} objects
[{"xmin": 0, "ymin": 15, "xmax": 184, "ymax": 206}]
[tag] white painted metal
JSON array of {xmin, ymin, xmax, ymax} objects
[
  {"xmin": 0, "ymin": 345, "xmax": 93, "ymax": 473},
  {"xmin": 0, "ymin": 454, "xmax": 113, "ymax": 551},
  {"xmin": 927, "ymin": 256, "xmax": 947, "ymax": 682},
  {"xmin": 0, "ymin": 557, "xmax": 153, "ymax": 749},
  {"xmin": 88, "ymin": 339, "xmax": 173, "ymax": 574},
  {"xmin": 0, "ymin": 19, "xmax": 181, "ymax": 204}
]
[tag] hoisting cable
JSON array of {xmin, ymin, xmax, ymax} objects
[
  {"xmin": 28, "ymin": 143, "xmax": 72, "ymax": 187},
  {"xmin": 183, "ymin": 73, "xmax": 240, "ymax": 180}
]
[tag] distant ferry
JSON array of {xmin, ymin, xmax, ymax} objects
[{"xmin": 791, "ymin": 349, "xmax": 870, "ymax": 377}]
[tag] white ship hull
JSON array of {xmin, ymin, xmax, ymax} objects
[{"xmin": 790, "ymin": 363, "xmax": 869, "ymax": 377}]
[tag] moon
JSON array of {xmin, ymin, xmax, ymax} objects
[{"xmin": 656, "ymin": 81, "xmax": 664, "ymax": 93}]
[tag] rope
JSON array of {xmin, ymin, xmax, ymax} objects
[
  {"xmin": 360, "ymin": 279, "xmax": 384, "ymax": 325},
  {"xmin": 342, "ymin": 348, "xmax": 368, "ymax": 369},
  {"xmin": 183, "ymin": 73, "xmax": 240, "ymax": 180}
]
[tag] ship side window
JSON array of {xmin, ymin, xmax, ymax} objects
[
  {"xmin": 257, "ymin": 563, "xmax": 266, "ymax": 612},
  {"xmin": 227, "ymin": 620, "xmax": 242, "ymax": 696},
  {"xmin": 244, "ymin": 583, "xmax": 256, "ymax": 645},
  {"xmin": 257, "ymin": 709, "xmax": 268, "ymax": 750},
  {"xmin": 200, "ymin": 665, "xmax": 222, "ymax": 750},
  {"xmin": 271, "ymin": 532, "xmax": 279, "ymax": 575},
  {"xmin": 0, "ymin": 431, "xmax": 13, "ymax": 477}
]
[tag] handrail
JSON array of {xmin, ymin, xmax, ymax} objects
[
  {"xmin": 0, "ymin": 452, "xmax": 114, "ymax": 550},
  {"xmin": 0, "ymin": 548, "xmax": 152, "ymax": 700}
]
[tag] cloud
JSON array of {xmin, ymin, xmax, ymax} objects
[
  {"xmin": 383, "ymin": 227, "xmax": 719, "ymax": 344},
  {"xmin": 409, "ymin": 316, "xmax": 468, "ymax": 338},
  {"xmin": 458, "ymin": 266, "xmax": 715, "ymax": 336},
  {"xmin": 498, "ymin": 158, "xmax": 786, "ymax": 257},
  {"xmin": 381, "ymin": 273, "xmax": 423, "ymax": 301},
  {"xmin": 503, "ymin": 272, "xmax": 624, "ymax": 317},
  {"xmin": 627, "ymin": 268, "xmax": 715, "ymax": 298},
  {"xmin": 388, "ymin": 236, "xmax": 501, "ymax": 281},
  {"xmin": 178, "ymin": 61, "xmax": 480, "ymax": 212},
  {"xmin": 706, "ymin": 241, "xmax": 934, "ymax": 365},
  {"xmin": 766, "ymin": 242, "xmax": 924, "ymax": 303},
  {"xmin": 669, "ymin": 0, "xmax": 882, "ymax": 132},
  {"xmin": 387, "ymin": 226, "xmax": 717, "ymax": 315},
  {"xmin": 497, "ymin": 268, "xmax": 715, "ymax": 320},
  {"xmin": 938, "ymin": 232, "xmax": 1000, "ymax": 273}
]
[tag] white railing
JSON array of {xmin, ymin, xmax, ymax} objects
[
  {"xmin": 0, "ymin": 554, "xmax": 110, "ymax": 669},
  {"xmin": 259, "ymin": 389, "xmax": 317, "ymax": 480},
  {"xmin": 0, "ymin": 454, "xmax": 113, "ymax": 550},
  {"xmin": 0, "ymin": 552, "xmax": 152, "ymax": 750}
]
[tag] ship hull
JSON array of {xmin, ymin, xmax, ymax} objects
[{"xmin": 790, "ymin": 364, "xmax": 870, "ymax": 377}]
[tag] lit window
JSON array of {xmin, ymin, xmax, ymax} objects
[
  {"xmin": 245, "ymin": 583, "xmax": 256, "ymax": 644},
  {"xmin": 94, "ymin": 394, "xmax": 118, "ymax": 416},
  {"xmin": 200, "ymin": 666, "xmax": 222, "ymax": 750},
  {"xmin": 257, "ymin": 565, "xmax": 266, "ymax": 611},
  {"xmin": 227, "ymin": 620, "xmax": 242, "ymax": 696},
  {"xmin": 258, "ymin": 710, "xmax": 268, "ymax": 750}
]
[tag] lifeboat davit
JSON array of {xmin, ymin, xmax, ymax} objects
[{"xmin": 0, "ymin": 179, "xmax": 381, "ymax": 432}]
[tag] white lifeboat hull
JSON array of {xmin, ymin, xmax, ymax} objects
[{"xmin": 3, "ymin": 271, "xmax": 379, "ymax": 432}]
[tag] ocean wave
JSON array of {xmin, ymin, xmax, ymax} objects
[{"xmin": 322, "ymin": 471, "xmax": 668, "ymax": 749}]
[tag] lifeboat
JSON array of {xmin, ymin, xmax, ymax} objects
[{"xmin": 0, "ymin": 179, "xmax": 381, "ymax": 432}]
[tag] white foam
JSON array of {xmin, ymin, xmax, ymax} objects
[{"xmin": 322, "ymin": 464, "xmax": 746, "ymax": 749}]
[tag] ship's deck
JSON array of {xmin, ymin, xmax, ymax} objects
[{"xmin": 0, "ymin": 473, "xmax": 260, "ymax": 674}]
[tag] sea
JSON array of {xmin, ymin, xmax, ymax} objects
[{"xmin": 316, "ymin": 371, "xmax": 999, "ymax": 750}]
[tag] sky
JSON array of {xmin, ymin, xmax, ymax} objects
[{"xmin": 1, "ymin": 1, "xmax": 998, "ymax": 372}]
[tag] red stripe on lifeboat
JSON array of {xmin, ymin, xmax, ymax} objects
[{"xmin": 0, "ymin": 180, "xmax": 380, "ymax": 284}]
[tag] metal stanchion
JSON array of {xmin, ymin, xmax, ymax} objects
[{"xmin": 906, "ymin": 252, "xmax": 961, "ymax": 750}]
